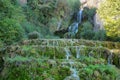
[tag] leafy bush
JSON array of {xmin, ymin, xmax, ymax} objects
[
  {"xmin": 28, "ymin": 31, "xmax": 40, "ymax": 39},
  {"xmin": 22, "ymin": 21, "xmax": 41, "ymax": 33},
  {"xmin": 78, "ymin": 21, "xmax": 94, "ymax": 40},
  {"xmin": 66, "ymin": 0, "xmax": 80, "ymax": 12},
  {"xmin": 0, "ymin": 18, "xmax": 24, "ymax": 44},
  {"xmin": 0, "ymin": 0, "xmax": 25, "ymax": 44},
  {"xmin": 83, "ymin": 7, "xmax": 96, "ymax": 21},
  {"xmin": 98, "ymin": 0, "xmax": 120, "ymax": 40},
  {"xmin": 93, "ymin": 30, "xmax": 106, "ymax": 41}
]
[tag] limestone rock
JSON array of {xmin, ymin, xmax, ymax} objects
[{"xmin": 93, "ymin": 13, "xmax": 104, "ymax": 31}]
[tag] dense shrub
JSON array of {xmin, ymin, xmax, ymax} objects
[
  {"xmin": 0, "ymin": 0, "xmax": 25, "ymax": 44},
  {"xmin": 28, "ymin": 31, "xmax": 40, "ymax": 39},
  {"xmin": 76, "ymin": 21, "xmax": 107, "ymax": 41},
  {"xmin": 93, "ymin": 30, "xmax": 106, "ymax": 41},
  {"xmin": 98, "ymin": 0, "xmax": 120, "ymax": 39},
  {"xmin": 83, "ymin": 7, "xmax": 96, "ymax": 22},
  {"xmin": 0, "ymin": 18, "xmax": 24, "ymax": 44},
  {"xmin": 77, "ymin": 21, "xmax": 94, "ymax": 40}
]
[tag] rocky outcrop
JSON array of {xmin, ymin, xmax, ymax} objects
[
  {"xmin": 93, "ymin": 13, "xmax": 104, "ymax": 31},
  {"xmin": 80, "ymin": 0, "xmax": 104, "ymax": 31},
  {"xmin": 80, "ymin": 0, "xmax": 103, "ymax": 8}
]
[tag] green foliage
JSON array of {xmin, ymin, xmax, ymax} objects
[
  {"xmin": 93, "ymin": 30, "xmax": 106, "ymax": 41},
  {"xmin": 83, "ymin": 7, "xmax": 96, "ymax": 21},
  {"xmin": 28, "ymin": 31, "xmax": 40, "ymax": 39},
  {"xmin": 0, "ymin": 18, "xmax": 24, "ymax": 44},
  {"xmin": 2, "ymin": 57, "xmax": 70, "ymax": 80},
  {"xmin": 76, "ymin": 21, "xmax": 106, "ymax": 41},
  {"xmin": 80, "ymin": 64, "xmax": 118, "ymax": 80},
  {"xmin": 66, "ymin": 0, "xmax": 80, "ymax": 12},
  {"xmin": 98, "ymin": 0, "xmax": 120, "ymax": 40},
  {"xmin": 78, "ymin": 21, "xmax": 94, "ymax": 40},
  {"xmin": 26, "ymin": 0, "xmax": 80, "ymax": 36},
  {"xmin": 0, "ymin": 0, "xmax": 25, "ymax": 44}
]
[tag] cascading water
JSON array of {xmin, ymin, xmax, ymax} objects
[
  {"xmin": 68, "ymin": 22, "xmax": 79, "ymax": 35},
  {"xmin": 108, "ymin": 50, "xmax": 113, "ymax": 65},
  {"xmin": 70, "ymin": 68, "xmax": 80, "ymax": 80},
  {"xmin": 76, "ymin": 46, "xmax": 80, "ymax": 58},
  {"xmin": 64, "ymin": 47, "xmax": 80, "ymax": 80},
  {"xmin": 77, "ymin": 9, "xmax": 83, "ymax": 24},
  {"xmin": 64, "ymin": 47, "xmax": 71, "ymax": 60},
  {"xmin": 47, "ymin": 40, "xmax": 49, "ymax": 46},
  {"xmin": 68, "ymin": 9, "xmax": 83, "ymax": 36}
]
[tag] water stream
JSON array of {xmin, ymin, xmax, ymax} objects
[
  {"xmin": 68, "ymin": 9, "xmax": 83, "ymax": 36},
  {"xmin": 64, "ymin": 47, "xmax": 71, "ymax": 60},
  {"xmin": 70, "ymin": 68, "xmax": 80, "ymax": 80},
  {"xmin": 77, "ymin": 9, "xmax": 83, "ymax": 24},
  {"xmin": 64, "ymin": 47, "xmax": 80, "ymax": 80},
  {"xmin": 76, "ymin": 46, "xmax": 80, "ymax": 58},
  {"xmin": 108, "ymin": 50, "xmax": 113, "ymax": 65}
]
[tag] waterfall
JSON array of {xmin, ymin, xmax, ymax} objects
[
  {"xmin": 68, "ymin": 9, "xmax": 83, "ymax": 36},
  {"xmin": 64, "ymin": 47, "xmax": 71, "ymax": 60},
  {"xmin": 77, "ymin": 9, "xmax": 83, "ymax": 24},
  {"xmin": 70, "ymin": 68, "xmax": 80, "ymax": 80},
  {"xmin": 68, "ymin": 22, "xmax": 79, "ymax": 34},
  {"xmin": 64, "ymin": 47, "xmax": 80, "ymax": 80},
  {"xmin": 108, "ymin": 50, "xmax": 113, "ymax": 65},
  {"xmin": 76, "ymin": 46, "xmax": 80, "ymax": 58},
  {"xmin": 47, "ymin": 40, "xmax": 49, "ymax": 46}
]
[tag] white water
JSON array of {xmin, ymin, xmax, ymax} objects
[
  {"xmin": 68, "ymin": 22, "xmax": 79, "ymax": 34},
  {"xmin": 70, "ymin": 68, "xmax": 80, "ymax": 80},
  {"xmin": 64, "ymin": 47, "xmax": 80, "ymax": 80},
  {"xmin": 64, "ymin": 47, "xmax": 71, "ymax": 60},
  {"xmin": 76, "ymin": 46, "xmax": 80, "ymax": 58},
  {"xmin": 68, "ymin": 9, "xmax": 83, "ymax": 35},
  {"xmin": 108, "ymin": 50, "xmax": 113, "ymax": 65},
  {"xmin": 77, "ymin": 9, "xmax": 83, "ymax": 24}
]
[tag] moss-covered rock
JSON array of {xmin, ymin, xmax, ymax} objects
[{"xmin": 0, "ymin": 39, "xmax": 120, "ymax": 80}]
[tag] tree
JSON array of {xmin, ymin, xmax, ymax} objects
[
  {"xmin": 97, "ymin": 0, "xmax": 120, "ymax": 39},
  {"xmin": 79, "ymin": 21, "xmax": 94, "ymax": 40},
  {"xmin": 0, "ymin": 0, "xmax": 25, "ymax": 44}
]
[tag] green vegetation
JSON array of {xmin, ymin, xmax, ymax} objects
[
  {"xmin": 0, "ymin": 0, "xmax": 120, "ymax": 44},
  {"xmin": 77, "ymin": 21, "xmax": 94, "ymax": 40},
  {"xmin": 0, "ymin": 0, "xmax": 25, "ymax": 44},
  {"xmin": 98, "ymin": 0, "xmax": 120, "ymax": 41},
  {"xmin": 0, "ymin": 0, "xmax": 81, "ymax": 45},
  {"xmin": 0, "ymin": 0, "xmax": 120, "ymax": 80}
]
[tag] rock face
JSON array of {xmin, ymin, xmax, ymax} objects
[
  {"xmin": 93, "ymin": 13, "xmax": 104, "ymax": 31},
  {"xmin": 80, "ymin": 0, "xmax": 103, "ymax": 8},
  {"xmin": 80, "ymin": 0, "xmax": 104, "ymax": 31}
]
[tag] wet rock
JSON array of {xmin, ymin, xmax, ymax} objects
[{"xmin": 93, "ymin": 13, "xmax": 104, "ymax": 31}]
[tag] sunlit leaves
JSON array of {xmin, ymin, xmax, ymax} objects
[{"xmin": 98, "ymin": 0, "xmax": 120, "ymax": 38}]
